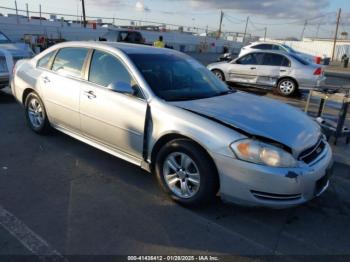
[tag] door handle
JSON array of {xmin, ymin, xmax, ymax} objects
[
  {"xmin": 84, "ymin": 90, "xmax": 96, "ymax": 99},
  {"xmin": 250, "ymin": 67, "xmax": 256, "ymax": 70},
  {"xmin": 280, "ymin": 69, "xmax": 286, "ymax": 72},
  {"xmin": 43, "ymin": 76, "xmax": 50, "ymax": 83}
]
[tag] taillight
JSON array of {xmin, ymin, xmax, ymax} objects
[{"xmin": 313, "ymin": 67, "xmax": 322, "ymax": 75}]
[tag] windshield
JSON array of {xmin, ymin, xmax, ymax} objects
[{"xmin": 129, "ymin": 53, "xmax": 232, "ymax": 101}]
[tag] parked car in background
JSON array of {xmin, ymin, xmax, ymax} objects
[
  {"xmin": 0, "ymin": 30, "xmax": 34, "ymax": 88},
  {"xmin": 100, "ymin": 29, "xmax": 145, "ymax": 44},
  {"xmin": 11, "ymin": 42, "xmax": 333, "ymax": 208},
  {"xmin": 208, "ymin": 50, "xmax": 326, "ymax": 96},
  {"xmin": 239, "ymin": 42, "xmax": 319, "ymax": 64}
]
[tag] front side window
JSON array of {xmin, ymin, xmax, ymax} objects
[
  {"xmin": 236, "ymin": 53, "xmax": 263, "ymax": 65},
  {"xmin": 129, "ymin": 53, "xmax": 232, "ymax": 101},
  {"xmin": 37, "ymin": 51, "xmax": 55, "ymax": 69},
  {"xmin": 52, "ymin": 48, "xmax": 88, "ymax": 78},
  {"xmin": 261, "ymin": 54, "xmax": 289, "ymax": 67},
  {"xmin": 89, "ymin": 50, "xmax": 133, "ymax": 87}
]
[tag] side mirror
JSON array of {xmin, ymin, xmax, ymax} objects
[{"xmin": 108, "ymin": 81, "xmax": 134, "ymax": 95}]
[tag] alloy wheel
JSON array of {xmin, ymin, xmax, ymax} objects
[
  {"xmin": 162, "ymin": 152, "xmax": 200, "ymax": 199},
  {"xmin": 279, "ymin": 80, "xmax": 295, "ymax": 95},
  {"xmin": 27, "ymin": 97, "xmax": 44, "ymax": 128}
]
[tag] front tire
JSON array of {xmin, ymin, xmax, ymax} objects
[
  {"xmin": 25, "ymin": 92, "xmax": 51, "ymax": 134},
  {"xmin": 155, "ymin": 139, "xmax": 219, "ymax": 206},
  {"xmin": 277, "ymin": 78, "xmax": 297, "ymax": 96}
]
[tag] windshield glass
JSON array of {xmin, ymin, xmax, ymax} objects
[
  {"xmin": 0, "ymin": 31, "xmax": 11, "ymax": 43},
  {"xmin": 128, "ymin": 53, "xmax": 232, "ymax": 101}
]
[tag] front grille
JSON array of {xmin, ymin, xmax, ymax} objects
[
  {"xmin": 298, "ymin": 138, "xmax": 326, "ymax": 164},
  {"xmin": 251, "ymin": 190, "xmax": 302, "ymax": 202}
]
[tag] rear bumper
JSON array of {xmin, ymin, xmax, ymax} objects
[{"xmin": 213, "ymin": 142, "xmax": 333, "ymax": 208}]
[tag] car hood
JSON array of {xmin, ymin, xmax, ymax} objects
[{"xmin": 171, "ymin": 92, "xmax": 321, "ymax": 154}]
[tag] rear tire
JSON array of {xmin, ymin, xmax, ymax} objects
[
  {"xmin": 212, "ymin": 69, "xmax": 225, "ymax": 82},
  {"xmin": 155, "ymin": 139, "xmax": 219, "ymax": 207},
  {"xmin": 25, "ymin": 92, "xmax": 51, "ymax": 134},
  {"xmin": 277, "ymin": 78, "xmax": 297, "ymax": 96}
]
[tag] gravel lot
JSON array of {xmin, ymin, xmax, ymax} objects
[{"xmin": 1, "ymin": 57, "xmax": 350, "ymax": 260}]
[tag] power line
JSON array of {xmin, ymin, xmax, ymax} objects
[{"xmin": 248, "ymin": 12, "xmax": 335, "ymax": 26}]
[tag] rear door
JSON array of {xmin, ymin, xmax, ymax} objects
[
  {"xmin": 227, "ymin": 53, "xmax": 263, "ymax": 84},
  {"xmin": 256, "ymin": 53, "xmax": 291, "ymax": 87},
  {"xmin": 79, "ymin": 49, "xmax": 147, "ymax": 160},
  {"xmin": 40, "ymin": 47, "xmax": 88, "ymax": 132}
]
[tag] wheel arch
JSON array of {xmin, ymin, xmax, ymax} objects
[
  {"xmin": 276, "ymin": 76, "xmax": 299, "ymax": 88},
  {"xmin": 211, "ymin": 68, "xmax": 226, "ymax": 81},
  {"xmin": 22, "ymin": 88, "xmax": 36, "ymax": 105},
  {"xmin": 150, "ymin": 133, "xmax": 219, "ymax": 182}
]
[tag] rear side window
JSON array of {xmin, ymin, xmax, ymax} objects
[
  {"xmin": 252, "ymin": 44, "xmax": 273, "ymax": 50},
  {"xmin": 52, "ymin": 47, "xmax": 88, "ymax": 78},
  {"xmin": 262, "ymin": 54, "xmax": 290, "ymax": 67},
  {"xmin": 272, "ymin": 45, "xmax": 285, "ymax": 51},
  {"xmin": 37, "ymin": 51, "xmax": 55, "ymax": 69}
]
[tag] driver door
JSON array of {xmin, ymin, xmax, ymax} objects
[{"xmin": 79, "ymin": 50, "xmax": 147, "ymax": 160}]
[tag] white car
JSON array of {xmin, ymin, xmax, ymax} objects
[
  {"xmin": 239, "ymin": 42, "xmax": 319, "ymax": 64},
  {"xmin": 208, "ymin": 50, "xmax": 326, "ymax": 96}
]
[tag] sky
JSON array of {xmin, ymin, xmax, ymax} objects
[{"xmin": 1, "ymin": 0, "xmax": 350, "ymax": 39}]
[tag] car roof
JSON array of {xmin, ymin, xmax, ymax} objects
[
  {"xmin": 243, "ymin": 49, "xmax": 291, "ymax": 57},
  {"xmin": 49, "ymin": 41, "xmax": 177, "ymax": 55},
  {"xmin": 250, "ymin": 42, "xmax": 283, "ymax": 46}
]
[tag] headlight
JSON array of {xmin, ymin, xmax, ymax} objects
[
  {"xmin": 0, "ymin": 56, "xmax": 8, "ymax": 73},
  {"xmin": 230, "ymin": 139, "xmax": 298, "ymax": 167}
]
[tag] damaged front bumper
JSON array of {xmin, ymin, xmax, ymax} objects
[{"xmin": 213, "ymin": 142, "xmax": 333, "ymax": 208}]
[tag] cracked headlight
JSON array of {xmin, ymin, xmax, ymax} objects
[
  {"xmin": 230, "ymin": 139, "xmax": 298, "ymax": 167},
  {"xmin": 0, "ymin": 56, "xmax": 8, "ymax": 73}
]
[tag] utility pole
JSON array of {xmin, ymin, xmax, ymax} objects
[
  {"xmin": 14, "ymin": 1, "xmax": 19, "ymax": 24},
  {"xmin": 242, "ymin": 16, "xmax": 249, "ymax": 44},
  {"xmin": 218, "ymin": 10, "xmax": 224, "ymax": 39},
  {"xmin": 300, "ymin": 20, "xmax": 307, "ymax": 40},
  {"xmin": 81, "ymin": 0, "xmax": 87, "ymax": 28},
  {"xmin": 39, "ymin": 4, "xmax": 42, "ymax": 25},
  {"xmin": 264, "ymin": 27, "xmax": 267, "ymax": 41},
  {"xmin": 315, "ymin": 23, "xmax": 321, "ymax": 39},
  {"xmin": 26, "ymin": 3, "xmax": 29, "ymax": 22},
  {"xmin": 332, "ymin": 8, "xmax": 341, "ymax": 61}
]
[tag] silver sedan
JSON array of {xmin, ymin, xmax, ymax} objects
[
  {"xmin": 207, "ymin": 50, "xmax": 326, "ymax": 96},
  {"xmin": 11, "ymin": 42, "xmax": 333, "ymax": 208}
]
